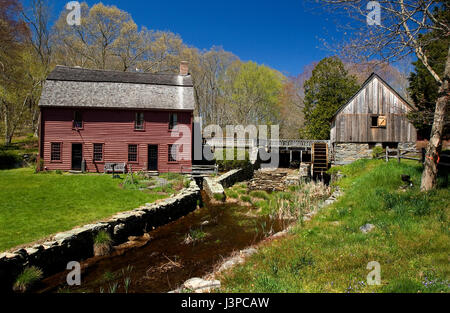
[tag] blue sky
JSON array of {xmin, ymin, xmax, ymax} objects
[{"xmin": 48, "ymin": 0, "xmax": 347, "ymax": 76}]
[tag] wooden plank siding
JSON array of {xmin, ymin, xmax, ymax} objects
[
  {"xmin": 330, "ymin": 75, "xmax": 417, "ymax": 143},
  {"xmin": 41, "ymin": 108, "xmax": 193, "ymax": 173}
]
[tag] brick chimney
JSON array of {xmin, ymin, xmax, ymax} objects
[{"xmin": 179, "ymin": 61, "xmax": 189, "ymax": 76}]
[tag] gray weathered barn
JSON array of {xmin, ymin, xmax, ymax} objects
[{"xmin": 331, "ymin": 73, "xmax": 417, "ymax": 165}]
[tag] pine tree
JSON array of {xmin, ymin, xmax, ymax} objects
[{"xmin": 302, "ymin": 57, "xmax": 359, "ymax": 140}]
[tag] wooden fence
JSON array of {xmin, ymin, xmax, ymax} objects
[
  {"xmin": 383, "ymin": 147, "xmax": 450, "ymax": 168},
  {"xmin": 384, "ymin": 147, "xmax": 422, "ymax": 163}
]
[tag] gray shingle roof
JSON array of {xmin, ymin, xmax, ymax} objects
[
  {"xmin": 39, "ymin": 66, "xmax": 195, "ymax": 111},
  {"xmin": 47, "ymin": 66, "xmax": 193, "ymax": 86}
]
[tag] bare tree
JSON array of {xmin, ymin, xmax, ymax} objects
[
  {"xmin": 320, "ymin": 0, "xmax": 449, "ymax": 191},
  {"xmin": 21, "ymin": 0, "xmax": 52, "ymax": 136}
]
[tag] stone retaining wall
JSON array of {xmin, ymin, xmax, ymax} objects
[
  {"xmin": 398, "ymin": 142, "xmax": 417, "ymax": 150},
  {"xmin": 203, "ymin": 177, "xmax": 225, "ymax": 199},
  {"xmin": 203, "ymin": 166, "xmax": 255, "ymax": 201},
  {"xmin": 334, "ymin": 143, "xmax": 373, "ymax": 165},
  {"xmin": 0, "ymin": 181, "xmax": 200, "ymax": 292},
  {"xmin": 216, "ymin": 165, "xmax": 254, "ymax": 188}
]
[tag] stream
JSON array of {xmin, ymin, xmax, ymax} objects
[{"xmin": 38, "ymin": 191, "xmax": 289, "ymax": 293}]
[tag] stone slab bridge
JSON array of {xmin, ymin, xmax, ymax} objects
[{"xmin": 204, "ymin": 138, "xmax": 331, "ymax": 173}]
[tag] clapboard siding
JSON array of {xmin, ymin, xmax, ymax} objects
[
  {"xmin": 41, "ymin": 108, "xmax": 193, "ymax": 173},
  {"xmin": 331, "ymin": 74, "xmax": 417, "ymax": 143}
]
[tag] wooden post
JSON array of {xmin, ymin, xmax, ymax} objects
[
  {"xmin": 289, "ymin": 150, "xmax": 293, "ymax": 166},
  {"xmin": 385, "ymin": 147, "xmax": 389, "ymax": 162},
  {"xmin": 397, "ymin": 147, "xmax": 400, "ymax": 163},
  {"xmin": 300, "ymin": 150, "xmax": 303, "ymax": 164}
]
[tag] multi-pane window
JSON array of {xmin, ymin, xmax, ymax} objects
[
  {"xmin": 169, "ymin": 113, "xmax": 178, "ymax": 130},
  {"xmin": 93, "ymin": 144, "xmax": 103, "ymax": 162},
  {"xmin": 51, "ymin": 143, "xmax": 61, "ymax": 161},
  {"xmin": 128, "ymin": 144, "xmax": 138, "ymax": 162},
  {"xmin": 168, "ymin": 144, "xmax": 178, "ymax": 162},
  {"xmin": 73, "ymin": 111, "xmax": 83, "ymax": 129},
  {"xmin": 135, "ymin": 112, "xmax": 144, "ymax": 130}
]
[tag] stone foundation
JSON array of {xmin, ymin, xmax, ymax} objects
[
  {"xmin": 334, "ymin": 142, "xmax": 416, "ymax": 165},
  {"xmin": 334, "ymin": 143, "xmax": 373, "ymax": 165},
  {"xmin": 398, "ymin": 142, "xmax": 417, "ymax": 150}
]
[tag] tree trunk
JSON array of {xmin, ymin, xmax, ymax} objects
[
  {"xmin": 421, "ymin": 46, "xmax": 450, "ymax": 191},
  {"xmin": 32, "ymin": 106, "xmax": 40, "ymax": 137},
  {"xmin": 4, "ymin": 105, "xmax": 12, "ymax": 145}
]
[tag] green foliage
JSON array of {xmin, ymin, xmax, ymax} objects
[
  {"xmin": 94, "ymin": 230, "xmax": 112, "ymax": 245},
  {"xmin": 326, "ymin": 166, "xmax": 341, "ymax": 176},
  {"xmin": 236, "ymin": 188, "xmax": 247, "ymax": 195},
  {"xmin": 249, "ymin": 190, "xmax": 269, "ymax": 200},
  {"xmin": 159, "ymin": 172, "xmax": 183, "ymax": 181},
  {"xmin": 213, "ymin": 193, "xmax": 225, "ymax": 201},
  {"xmin": 122, "ymin": 173, "xmax": 145, "ymax": 190},
  {"xmin": 221, "ymin": 61, "xmax": 284, "ymax": 125},
  {"xmin": 226, "ymin": 190, "xmax": 239, "ymax": 199},
  {"xmin": 0, "ymin": 150, "xmax": 21, "ymax": 169},
  {"xmin": 13, "ymin": 266, "xmax": 43, "ymax": 292},
  {"xmin": 186, "ymin": 228, "xmax": 207, "ymax": 243},
  {"xmin": 301, "ymin": 57, "xmax": 359, "ymax": 139},
  {"xmin": 240, "ymin": 195, "xmax": 252, "ymax": 203},
  {"xmin": 372, "ymin": 146, "xmax": 384, "ymax": 159}
]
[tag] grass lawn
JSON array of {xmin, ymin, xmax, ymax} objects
[
  {"xmin": 220, "ymin": 159, "xmax": 449, "ymax": 293},
  {"xmin": 0, "ymin": 167, "xmax": 171, "ymax": 252}
]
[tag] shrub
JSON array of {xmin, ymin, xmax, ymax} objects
[
  {"xmin": 184, "ymin": 228, "xmax": 207, "ymax": 244},
  {"xmin": 250, "ymin": 190, "xmax": 269, "ymax": 200},
  {"xmin": 160, "ymin": 172, "xmax": 183, "ymax": 180},
  {"xmin": 94, "ymin": 230, "xmax": 112, "ymax": 245},
  {"xmin": 227, "ymin": 190, "xmax": 239, "ymax": 199},
  {"xmin": 240, "ymin": 195, "xmax": 252, "ymax": 203},
  {"xmin": 35, "ymin": 158, "xmax": 44, "ymax": 173},
  {"xmin": 94, "ymin": 231, "xmax": 113, "ymax": 256},
  {"xmin": 0, "ymin": 150, "xmax": 21, "ymax": 170},
  {"xmin": 372, "ymin": 146, "xmax": 384, "ymax": 159},
  {"xmin": 13, "ymin": 266, "xmax": 43, "ymax": 292},
  {"xmin": 213, "ymin": 193, "xmax": 226, "ymax": 201},
  {"xmin": 236, "ymin": 188, "xmax": 247, "ymax": 195}
]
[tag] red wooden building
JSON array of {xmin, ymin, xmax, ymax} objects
[{"xmin": 38, "ymin": 63, "xmax": 195, "ymax": 173}]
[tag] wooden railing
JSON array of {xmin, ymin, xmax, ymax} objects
[
  {"xmin": 384, "ymin": 147, "xmax": 450, "ymax": 168},
  {"xmin": 204, "ymin": 138, "xmax": 330, "ymax": 149}
]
